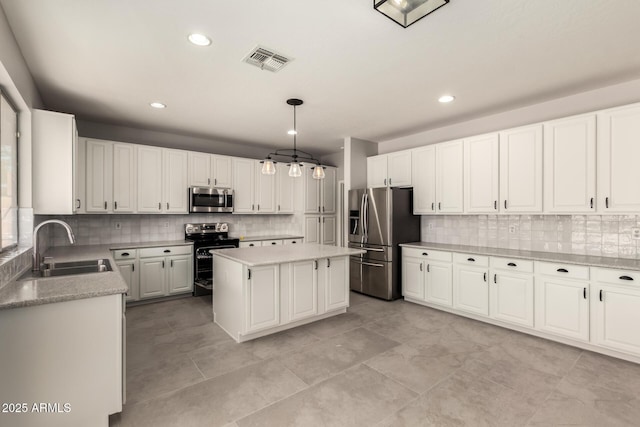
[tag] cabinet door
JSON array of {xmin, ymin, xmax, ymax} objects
[
  {"xmin": 167, "ymin": 255, "xmax": 192, "ymax": 295},
  {"xmin": 402, "ymin": 256, "xmax": 424, "ymax": 300},
  {"xmin": 188, "ymin": 152, "xmax": 212, "ymax": 187},
  {"xmin": 411, "ymin": 146, "xmax": 436, "ymax": 214},
  {"xmin": 535, "ymin": 277, "xmax": 589, "ymax": 342},
  {"xmin": 276, "ymin": 163, "xmax": 294, "ymax": 214},
  {"xmin": 232, "ymin": 158, "xmax": 255, "ymax": 213},
  {"xmin": 321, "ymin": 167, "xmax": 336, "ymax": 214},
  {"xmin": 116, "ymin": 260, "xmax": 139, "ymax": 302},
  {"xmin": 112, "ymin": 143, "xmax": 136, "ymax": 213},
  {"xmin": 304, "ymin": 216, "xmax": 321, "ymax": 244},
  {"xmin": 597, "ymin": 104, "xmax": 640, "ymax": 212},
  {"xmin": 321, "ymin": 216, "xmax": 336, "ymax": 246},
  {"xmin": 163, "ymin": 149, "xmax": 188, "ymax": 213},
  {"xmin": 453, "ymin": 265, "xmax": 489, "ymax": 316},
  {"xmin": 137, "ymin": 146, "xmax": 163, "ymax": 213},
  {"xmin": 245, "ymin": 265, "xmax": 279, "ymax": 333},
  {"xmin": 289, "ymin": 260, "xmax": 318, "ymax": 321},
  {"xmin": 425, "ymin": 261, "xmax": 453, "ymax": 306},
  {"xmin": 436, "ymin": 140, "xmax": 464, "ymax": 213},
  {"xmin": 85, "ymin": 139, "xmax": 113, "ymax": 213},
  {"xmin": 464, "ymin": 134, "xmax": 499, "ymax": 213},
  {"xmin": 139, "ymin": 257, "xmax": 166, "ymax": 299},
  {"xmin": 387, "ymin": 151, "xmax": 412, "ymax": 187},
  {"xmin": 499, "ymin": 125, "xmax": 543, "ymax": 213},
  {"xmin": 367, "ymin": 155, "xmax": 388, "ymax": 188},
  {"xmin": 255, "ymin": 162, "xmax": 276, "ymax": 213},
  {"xmin": 212, "ymin": 155, "xmax": 233, "ymax": 188},
  {"xmin": 303, "ymin": 166, "xmax": 320, "ymax": 213},
  {"xmin": 592, "ymin": 284, "xmax": 640, "ymax": 355},
  {"xmin": 490, "ymin": 271, "xmax": 534, "ymax": 327},
  {"xmin": 544, "ymin": 115, "xmax": 596, "ymax": 213},
  {"xmin": 74, "ymin": 127, "xmax": 85, "ymax": 213},
  {"xmin": 325, "ymin": 257, "xmax": 348, "ymax": 311}
]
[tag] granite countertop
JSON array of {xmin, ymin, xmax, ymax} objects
[
  {"xmin": 212, "ymin": 243, "xmax": 365, "ymax": 266},
  {"xmin": 0, "ymin": 240, "xmax": 193, "ymax": 310},
  {"xmin": 400, "ymin": 242, "xmax": 640, "ymax": 271},
  {"xmin": 234, "ymin": 235, "xmax": 304, "ymax": 242}
]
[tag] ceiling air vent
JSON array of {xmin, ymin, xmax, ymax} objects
[{"xmin": 243, "ymin": 46, "xmax": 292, "ymax": 72}]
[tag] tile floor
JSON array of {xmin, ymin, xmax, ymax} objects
[{"xmin": 110, "ymin": 293, "xmax": 640, "ymax": 426}]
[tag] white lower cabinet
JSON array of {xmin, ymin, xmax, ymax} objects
[
  {"xmin": 128, "ymin": 245, "xmax": 194, "ymax": 300},
  {"xmin": 139, "ymin": 257, "xmax": 166, "ymax": 299},
  {"xmin": 401, "ymin": 248, "xmax": 452, "ymax": 307},
  {"xmin": 116, "ymin": 260, "xmax": 139, "ymax": 302},
  {"xmin": 304, "ymin": 215, "xmax": 336, "ymax": 245},
  {"xmin": 289, "ymin": 260, "xmax": 318, "ymax": 322},
  {"xmin": 324, "ymin": 257, "xmax": 349, "ymax": 311},
  {"xmin": 402, "ymin": 255, "xmax": 425, "ymax": 300},
  {"xmin": 425, "ymin": 261, "xmax": 453, "ymax": 307},
  {"xmin": 453, "ymin": 254, "xmax": 489, "ymax": 316},
  {"xmin": 490, "ymin": 270, "xmax": 534, "ymax": 328},
  {"xmin": 245, "ymin": 265, "xmax": 280, "ymax": 333},
  {"xmin": 167, "ymin": 255, "xmax": 193, "ymax": 294}
]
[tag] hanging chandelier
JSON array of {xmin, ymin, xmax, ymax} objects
[
  {"xmin": 260, "ymin": 98, "xmax": 325, "ymax": 179},
  {"xmin": 374, "ymin": 0, "xmax": 449, "ymax": 28}
]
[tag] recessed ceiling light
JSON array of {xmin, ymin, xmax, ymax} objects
[
  {"xmin": 287, "ymin": 130, "xmax": 297, "ymax": 135},
  {"xmin": 438, "ymin": 95, "xmax": 455, "ymax": 103},
  {"xmin": 149, "ymin": 102, "xmax": 166, "ymax": 109},
  {"xmin": 188, "ymin": 33, "xmax": 211, "ymax": 46}
]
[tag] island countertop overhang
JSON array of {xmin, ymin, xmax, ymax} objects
[{"xmin": 211, "ymin": 243, "xmax": 365, "ymax": 266}]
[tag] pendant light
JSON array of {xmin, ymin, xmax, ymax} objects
[
  {"xmin": 374, "ymin": 0, "xmax": 449, "ymax": 28},
  {"xmin": 260, "ymin": 99, "xmax": 325, "ymax": 179}
]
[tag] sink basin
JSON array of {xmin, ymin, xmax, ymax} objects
[{"xmin": 18, "ymin": 259, "xmax": 113, "ymax": 280}]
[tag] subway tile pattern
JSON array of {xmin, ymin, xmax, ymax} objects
[
  {"xmin": 36, "ymin": 214, "xmax": 304, "ymax": 248},
  {"xmin": 421, "ymin": 215, "xmax": 640, "ymax": 259}
]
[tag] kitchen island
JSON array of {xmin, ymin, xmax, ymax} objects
[{"xmin": 212, "ymin": 243, "xmax": 365, "ymax": 342}]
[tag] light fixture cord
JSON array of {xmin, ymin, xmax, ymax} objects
[{"xmin": 293, "ymin": 104, "xmax": 297, "ymax": 157}]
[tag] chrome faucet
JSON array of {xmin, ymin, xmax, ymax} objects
[{"xmin": 32, "ymin": 219, "xmax": 76, "ymax": 271}]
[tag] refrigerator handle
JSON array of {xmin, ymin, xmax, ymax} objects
[{"xmin": 363, "ymin": 193, "xmax": 369, "ymax": 240}]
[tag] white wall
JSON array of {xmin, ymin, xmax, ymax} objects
[
  {"xmin": 378, "ymin": 77, "xmax": 640, "ymax": 154},
  {"xmin": 344, "ymin": 137, "xmax": 377, "ymax": 191},
  {"xmin": 321, "ymin": 151, "xmax": 344, "ymax": 181}
]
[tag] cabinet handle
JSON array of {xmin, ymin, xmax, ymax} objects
[
  {"xmin": 271, "ymin": 242, "xmax": 276, "ymax": 245},
  {"xmin": 76, "ymin": 199, "xmax": 81, "ymax": 209},
  {"xmin": 162, "ymin": 261, "xmax": 165, "ymax": 268},
  {"xmin": 323, "ymin": 217, "xmax": 325, "ymax": 224},
  {"xmin": 314, "ymin": 260, "xmax": 318, "ymax": 270},
  {"xmin": 483, "ymin": 272, "xmax": 487, "ymax": 282},
  {"xmin": 389, "ymin": 178, "xmax": 392, "ymax": 186},
  {"xmin": 104, "ymin": 201, "xmax": 107, "ymax": 210},
  {"xmin": 605, "ymin": 197, "xmax": 609, "ymax": 209},
  {"xmin": 248, "ymin": 269, "xmax": 251, "ymax": 280},
  {"xmin": 158, "ymin": 202, "xmax": 161, "ymax": 210},
  {"xmin": 494, "ymin": 200, "xmax": 497, "ymax": 210},
  {"xmin": 164, "ymin": 249, "xmax": 171, "ymax": 253},
  {"xmin": 327, "ymin": 259, "xmax": 331, "ymax": 268},
  {"xmin": 504, "ymin": 200, "xmax": 508, "ymax": 210},
  {"xmin": 171, "ymin": 259, "xmax": 173, "ymax": 267},
  {"xmin": 590, "ymin": 198, "xmax": 594, "ymax": 209},
  {"xmin": 318, "ymin": 217, "xmax": 321, "ymax": 224},
  {"xmin": 122, "ymin": 252, "xmax": 130, "ymax": 257},
  {"xmin": 384, "ymin": 178, "xmax": 387, "ymax": 186},
  {"xmin": 467, "ymin": 258, "xmax": 475, "ymax": 262},
  {"xmin": 427, "ymin": 264, "xmax": 430, "ymax": 273},
  {"xmin": 131, "ymin": 263, "xmax": 135, "ymax": 272},
  {"xmin": 557, "ymin": 268, "xmax": 568, "ymax": 273},
  {"xmin": 208, "ymin": 178, "xmax": 211, "ymax": 185},
  {"xmin": 292, "ymin": 241, "xmax": 297, "ymax": 244},
  {"xmin": 249, "ymin": 243, "xmax": 254, "ymax": 247},
  {"xmin": 257, "ymin": 204, "xmax": 260, "ymax": 211},
  {"xmin": 167, "ymin": 202, "xmax": 170, "ymax": 210},
  {"xmin": 494, "ymin": 274, "xmax": 497, "ymax": 284},
  {"xmin": 583, "ymin": 287, "xmax": 586, "ymax": 299},
  {"xmin": 599, "ymin": 289, "xmax": 603, "ymax": 301},
  {"xmin": 114, "ymin": 201, "xmax": 118, "ymax": 210},
  {"xmin": 323, "ymin": 206, "xmax": 325, "ymax": 213},
  {"xmin": 507, "ymin": 262, "xmax": 517, "ymax": 267},
  {"xmin": 438, "ymin": 202, "xmax": 441, "ymax": 211},
  {"xmin": 420, "ymin": 263, "xmax": 423, "ymax": 271},
  {"xmin": 619, "ymin": 275, "xmax": 634, "ymax": 281},
  {"xmin": 431, "ymin": 202, "xmax": 435, "ymax": 211},
  {"xmin": 278, "ymin": 204, "xmax": 281, "ymax": 211},
  {"xmin": 214, "ymin": 178, "xmax": 217, "ymax": 186},
  {"xmin": 252, "ymin": 204, "xmax": 254, "ymax": 211},
  {"xmin": 318, "ymin": 205, "xmax": 321, "ymax": 213},
  {"xmin": 422, "ymin": 252, "xmax": 428, "ymax": 256}
]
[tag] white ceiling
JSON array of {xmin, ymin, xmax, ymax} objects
[{"xmin": 2, "ymin": 0, "xmax": 640, "ymax": 156}]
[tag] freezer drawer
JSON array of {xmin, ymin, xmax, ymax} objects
[{"xmin": 350, "ymin": 257, "xmax": 392, "ymax": 300}]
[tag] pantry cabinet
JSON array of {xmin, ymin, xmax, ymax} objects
[
  {"xmin": 499, "ymin": 124, "xmax": 543, "ymax": 213},
  {"xmin": 597, "ymin": 103, "xmax": 640, "ymax": 212},
  {"xmin": 544, "ymin": 114, "xmax": 596, "ymax": 213},
  {"xmin": 464, "ymin": 133, "xmax": 499, "ymax": 213},
  {"xmin": 367, "ymin": 151, "xmax": 412, "ymax": 188}
]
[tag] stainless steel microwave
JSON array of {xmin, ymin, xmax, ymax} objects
[{"xmin": 189, "ymin": 187, "xmax": 233, "ymax": 213}]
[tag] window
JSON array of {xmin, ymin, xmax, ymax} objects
[{"xmin": 0, "ymin": 92, "xmax": 18, "ymax": 250}]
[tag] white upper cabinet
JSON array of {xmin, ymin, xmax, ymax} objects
[
  {"xmin": 255, "ymin": 162, "xmax": 276, "ymax": 213},
  {"xmin": 232, "ymin": 157, "xmax": 256, "ymax": 213},
  {"xmin": 367, "ymin": 152, "xmax": 411, "ymax": 188},
  {"xmin": 85, "ymin": 139, "xmax": 113, "ymax": 213},
  {"xmin": 544, "ymin": 114, "xmax": 596, "ymax": 213},
  {"xmin": 411, "ymin": 146, "xmax": 436, "ymax": 214},
  {"xmin": 163, "ymin": 149, "xmax": 188, "ymax": 213},
  {"xmin": 212, "ymin": 155, "xmax": 233, "ymax": 188},
  {"xmin": 499, "ymin": 124, "xmax": 543, "ymax": 213},
  {"xmin": 597, "ymin": 103, "xmax": 640, "ymax": 212},
  {"xmin": 112, "ymin": 143, "xmax": 136, "ymax": 213},
  {"xmin": 321, "ymin": 167, "xmax": 336, "ymax": 214},
  {"xmin": 303, "ymin": 165, "xmax": 321, "ymax": 213},
  {"xmin": 436, "ymin": 140, "xmax": 464, "ymax": 213},
  {"xmin": 187, "ymin": 151, "xmax": 211, "ymax": 187},
  {"xmin": 464, "ymin": 133, "xmax": 499, "ymax": 213},
  {"xmin": 137, "ymin": 146, "xmax": 163, "ymax": 213},
  {"xmin": 303, "ymin": 165, "xmax": 336, "ymax": 214},
  {"xmin": 276, "ymin": 163, "xmax": 294, "ymax": 214}
]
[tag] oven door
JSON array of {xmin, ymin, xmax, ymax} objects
[
  {"xmin": 195, "ymin": 245, "xmax": 237, "ymax": 291},
  {"xmin": 189, "ymin": 187, "xmax": 233, "ymax": 213}
]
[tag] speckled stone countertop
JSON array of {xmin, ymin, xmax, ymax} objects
[
  {"xmin": 234, "ymin": 235, "xmax": 304, "ymax": 242},
  {"xmin": 212, "ymin": 243, "xmax": 365, "ymax": 266},
  {"xmin": 0, "ymin": 240, "xmax": 193, "ymax": 310},
  {"xmin": 400, "ymin": 242, "xmax": 640, "ymax": 271}
]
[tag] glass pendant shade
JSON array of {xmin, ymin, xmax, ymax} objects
[
  {"xmin": 261, "ymin": 159, "xmax": 276, "ymax": 175},
  {"xmin": 312, "ymin": 166, "xmax": 325, "ymax": 180},
  {"xmin": 374, "ymin": 0, "xmax": 448, "ymax": 28},
  {"xmin": 288, "ymin": 162, "xmax": 302, "ymax": 178}
]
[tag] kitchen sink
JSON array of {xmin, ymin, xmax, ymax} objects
[{"xmin": 18, "ymin": 259, "xmax": 113, "ymax": 280}]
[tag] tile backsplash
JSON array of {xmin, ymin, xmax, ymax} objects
[
  {"xmin": 37, "ymin": 214, "xmax": 304, "ymax": 247},
  {"xmin": 421, "ymin": 215, "xmax": 640, "ymax": 259}
]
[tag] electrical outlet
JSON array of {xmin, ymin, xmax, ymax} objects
[
  {"xmin": 163, "ymin": 222, "xmax": 169, "ymax": 228},
  {"xmin": 632, "ymin": 227, "xmax": 640, "ymax": 240},
  {"xmin": 509, "ymin": 225, "xmax": 517, "ymax": 234},
  {"xmin": 114, "ymin": 222, "xmax": 121, "ymax": 230},
  {"xmin": 428, "ymin": 223, "xmax": 434, "ymax": 231}
]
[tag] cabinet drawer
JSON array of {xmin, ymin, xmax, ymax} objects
[
  {"xmin": 139, "ymin": 245, "xmax": 192, "ymax": 258},
  {"xmin": 490, "ymin": 257, "xmax": 533, "ymax": 273},
  {"xmin": 402, "ymin": 247, "xmax": 452, "ymax": 262},
  {"xmin": 239, "ymin": 241, "xmax": 259, "ymax": 248},
  {"xmin": 113, "ymin": 249, "xmax": 137, "ymax": 260},
  {"xmin": 283, "ymin": 239, "xmax": 303, "ymax": 245},
  {"xmin": 261, "ymin": 240, "xmax": 283, "ymax": 246},
  {"xmin": 593, "ymin": 267, "xmax": 640, "ymax": 286},
  {"xmin": 453, "ymin": 253, "xmax": 489, "ymax": 267},
  {"xmin": 536, "ymin": 261, "xmax": 589, "ymax": 280}
]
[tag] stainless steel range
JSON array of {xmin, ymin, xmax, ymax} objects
[{"xmin": 184, "ymin": 223, "xmax": 239, "ymax": 296}]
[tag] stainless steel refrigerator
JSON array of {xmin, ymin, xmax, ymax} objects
[{"xmin": 348, "ymin": 187, "xmax": 420, "ymax": 300}]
